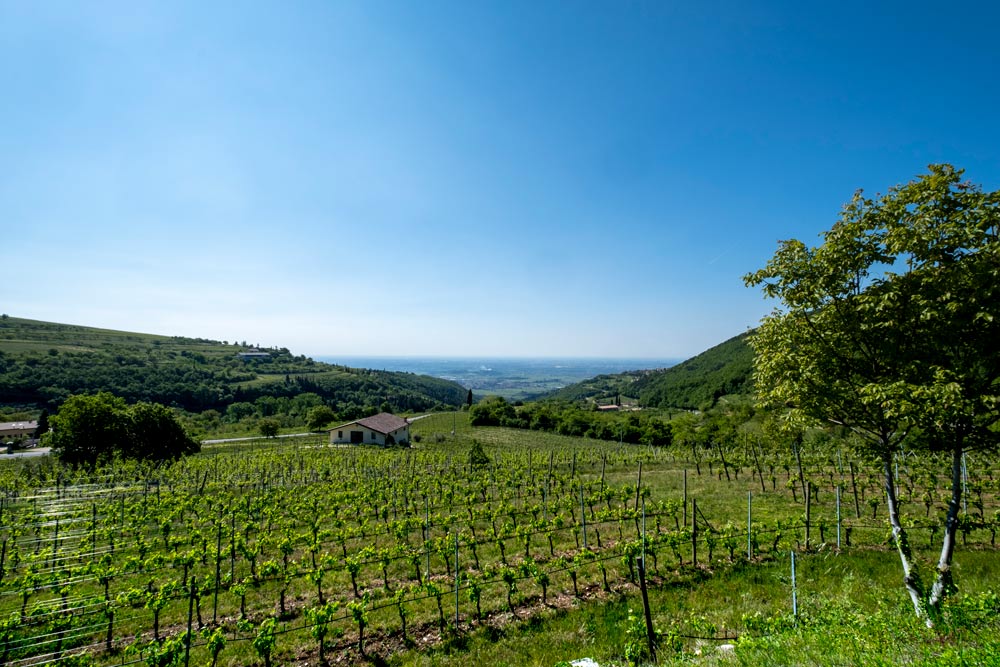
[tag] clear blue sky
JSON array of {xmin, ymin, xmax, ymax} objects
[{"xmin": 3, "ymin": 1, "xmax": 999, "ymax": 359}]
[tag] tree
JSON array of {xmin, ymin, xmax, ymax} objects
[
  {"xmin": 469, "ymin": 396, "xmax": 516, "ymax": 426},
  {"xmin": 50, "ymin": 393, "xmax": 127, "ymax": 465},
  {"xmin": 35, "ymin": 409, "xmax": 49, "ymax": 437},
  {"xmin": 50, "ymin": 392, "xmax": 200, "ymax": 465},
  {"xmin": 306, "ymin": 405, "xmax": 337, "ymax": 432},
  {"xmin": 466, "ymin": 389, "xmax": 473, "ymax": 408},
  {"xmin": 744, "ymin": 164, "xmax": 1000, "ymax": 624},
  {"xmin": 126, "ymin": 402, "xmax": 200, "ymax": 460},
  {"xmin": 468, "ymin": 439, "xmax": 490, "ymax": 467},
  {"xmin": 258, "ymin": 418, "xmax": 280, "ymax": 439}
]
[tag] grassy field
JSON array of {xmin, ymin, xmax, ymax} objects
[{"xmin": 0, "ymin": 415, "xmax": 996, "ymax": 666}]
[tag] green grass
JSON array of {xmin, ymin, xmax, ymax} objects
[{"xmin": 387, "ymin": 550, "xmax": 1000, "ymax": 667}]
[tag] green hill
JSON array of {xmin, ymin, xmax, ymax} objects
[
  {"xmin": 0, "ymin": 316, "xmax": 467, "ymax": 413},
  {"xmin": 545, "ymin": 331, "xmax": 754, "ymax": 410}
]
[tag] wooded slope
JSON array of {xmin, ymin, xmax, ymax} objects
[
  {"xmin": 545, "ymin": 331, "xmax": 753, "ymax": 409},
  {"xmin": 0, "ymin": 316, "xmax": 467, "ymax": 412}
]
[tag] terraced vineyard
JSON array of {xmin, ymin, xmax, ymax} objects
[{"xmin": 1, "ymin": 414, "xmax": 998, "ymax": 666}]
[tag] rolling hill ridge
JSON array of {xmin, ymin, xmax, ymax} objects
[
  {"xmin": 544, "ymin": 331, "xmax": 754, "ymax": 409},
  {"xmin": 0, "ymin": 316, "xmax": 467, "ymax": 413}
]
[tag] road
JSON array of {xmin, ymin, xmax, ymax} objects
[
  {"xmin": 2, "ymin": 447, "xmax": 52, "ymax": 458},
  {"xmin": 201, "ymin": 433, "xmax": 315, "ymax": 445}
]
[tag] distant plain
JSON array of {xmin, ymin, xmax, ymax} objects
[{"xmin": 317, "ymin": 356, "xmax": 680, "ymax": 400}]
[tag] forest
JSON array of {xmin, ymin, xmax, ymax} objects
[
  {"xmin": 0, "ymin": 317, "xmax": 467, "ymax": 423},
  {"xmin": 543, "ymin": 333, "xmax": 753, "ymax": 411}
]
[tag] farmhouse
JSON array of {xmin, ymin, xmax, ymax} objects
[
  {"xmin": 0, "ymin": 420, "xmax": 38, "ymax": 440},
  {"xmin": 329, "ymin": 412, "xmax": 410, "ymax": 446},
  {"xmin": 236, "ymin": 350, "xmax": 271, "ymax": 360}
]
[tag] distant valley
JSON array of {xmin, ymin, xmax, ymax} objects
[{"xmin": 317, "ymin": 356, "xmax": 680, "ymax": 400}]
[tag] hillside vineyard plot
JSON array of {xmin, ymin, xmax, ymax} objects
[{"xmin": 1, "ymin": 435, "xmax": 998, "ymax": 666}]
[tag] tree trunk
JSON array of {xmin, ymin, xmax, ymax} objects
[
  {"xmin": 927, "ymin": 444, "xmax": 963, "ymax": 617},
  {"xmin": 882, "ymin": 450, "xmax": 925, "ymax": 621}
]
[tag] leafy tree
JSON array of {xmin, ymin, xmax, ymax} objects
[
  {"xmin": 50, "ymin": 393, "xmax": 127, "ymax": 464},
  {"xmin": 469, "ymin": 396, "xmax": 517, "ymax": 426},
  {"xmin": 258, "ymin": 418, "xmax": 280, "ymax": 439},
  {"xmin": 466, "ymin": 389, "xmax": 473, "ymax": 407},
  {"xmin": 50, "ymin": 392, "xmax": 199, "ymax": 465},
  {"xmin": 745, "ymin": 165, "xmax": 1000, "ymax": 624},
  {"xmin": 468, "ymin": 440, "xmax": 490, "ymax": 467},
  {"xmin": 125, "ymin": 402, "xmax": 200, "ymax": 460},
  {"xmin": 306, "ymin": 405, "xmax": 337, "ymax": 432},
  {"xmin": 35, "ymin": 409, "xmax": 49, "ymax": 437}
]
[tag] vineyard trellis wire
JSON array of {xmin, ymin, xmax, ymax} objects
[{"xmin": 1, "ymin": 434, "xmax": 998, "ymax": 666}]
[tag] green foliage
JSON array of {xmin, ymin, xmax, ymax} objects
[
  {"xmin": 622, "ymin": 607, "xmax": 669, "ymax": 665},
  {"xmin": 258, "ymin": 418, "xmax": 280, "ymax": 439},
  {"xmin": 635, "ymin": 333, "xmax": 754, "ymax": 409},
  {"xmin": 252, "ymin": 617, "xmax": 277, "ymax": 667},
  {"xmin": 546, "ymin": 333, "xmax": 753, "ymax": 410},
  {"xmin": 0, "ymin": 316, "xmax": 467, "ymax": 415},
  {"xmin": 745, "ymin": 164, "xmax": 1000, "ymax": 457},
  {"xmin": 306, "ymin": 405, "xmax": 337, "ymax": 432},
  {"xmin": 468, "ymin": 439, "xmax": 490, "ymax": 467},
  {"xmin": 50, "ymin": 392, "xmax": 199, "ymax": 465},
  {"xmin": 469, "ymin": 396, "xmax": 516, "ymax": 426},
  {"xmin": 470, "ymin": 396, "xmax": 672, "ymax": 446},
  {"xmin": 745, "ymin": 164, "xmax": 1000, "ymax": 620}
]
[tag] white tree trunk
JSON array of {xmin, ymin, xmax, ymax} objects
[
  {"xmin": 882, "ymin": 451, "xmax": 925, "ymax": 621},
  {"xmin": 928, "ymin": 445, "xmax": 963, "ymax": 613}
]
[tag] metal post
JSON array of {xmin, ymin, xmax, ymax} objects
[
  {"xmin": 425, "ymin": 497, "xmax": 431, "ymax": 579},
  {"xmin": 747, "ymin": 491, "xmax": 752, "ymax": 560},
  {"xmin": 962, "ymin": 452, "xmax": 968, "ymax": 515},
  {"xmin": 683, "ymin": 469, "xmax": 688, "ymax": 528},
  {"xmin": 836, "ymin": 486, "xmax": 842, "ymax": 550},
  {"xmin": 543, "ymin": 484, "xmax": 548, "ymax": 523},
  {"xmin": 229, "ymin": 513, "xmax": 235, "ymax": 581},
  {"xmin": 184, "ymin": 577, "xmax": 195, "ymax": 667},
  {"xmin": 213, "ymin": 522, "xmax": 222, "ymax": 623},
  {"xmin": 791, "ymin": 550, "xmax": 798, "ymax": 620},
  {"xmin": 634, "ymin": 461, "xmax": 643, "ymax": 511}
]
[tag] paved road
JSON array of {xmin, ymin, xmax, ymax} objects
[
  {"xmin": 201, "ymin": 433, "xmax": 315, "ymax": 445},
  {"xmin": 2, "ymin": 447, "xmax": 52, "ymax": 458}
]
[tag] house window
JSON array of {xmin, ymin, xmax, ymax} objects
[{"xmin": 338, "ymin": 431, "xmax": 343, "ymax": 439}]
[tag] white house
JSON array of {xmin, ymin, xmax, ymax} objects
[
  {"xmin": 236, "ymin": 351, "xmax": 271, "ymax": 360},
  {"xmin": 0, "ymin": 421, "xmax": 38, "ymax": 440},
  {"xmin": 329, "ymin": 413, "xmax": 410, "ymax": 446}
]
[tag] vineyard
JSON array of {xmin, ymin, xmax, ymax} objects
[{"xmin": 1, "ymin": 413, "xmax": 999, "ymax": 666}]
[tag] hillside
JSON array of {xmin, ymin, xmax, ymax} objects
[
  {"xmin": 545, "ymin": 331, "xmax": 754, "ymax": 409},
  {"xmin": 0, "ymin": 316, "xmax": 467, "ymax": 412}
]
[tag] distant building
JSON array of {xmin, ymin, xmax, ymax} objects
[
  {"xmin": 329, "ymin": 413, "xmax": 410, "ymax": 446},
  {"xmin": 0, "ymin": 420, "xmax": 38, "ymax": 439},
  {"xmin": 236, "ymin": 350, "xmax": 271, "ymax": 360}
]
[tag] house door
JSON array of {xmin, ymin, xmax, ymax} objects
[{"xmin": 350, "ymin": 431, "xmax": 364, "ymax": 444}]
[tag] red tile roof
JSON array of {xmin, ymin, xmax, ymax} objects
[{"xmin": 332, "ymin": 412, "xmax": 409, "ymax": 435}]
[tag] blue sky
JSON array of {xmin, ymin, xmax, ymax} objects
[{"xmin": 3, "ymin": 1, "xmax": 999, "ymax": 358}]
